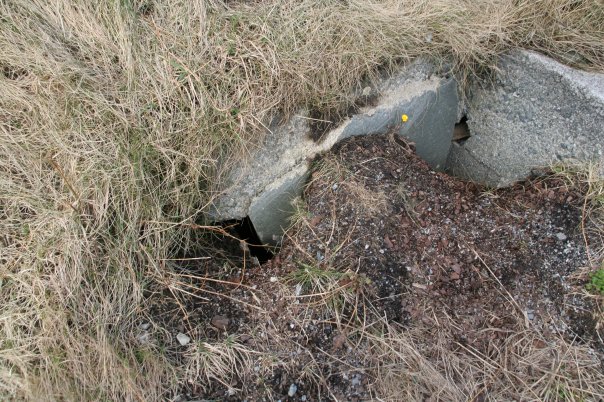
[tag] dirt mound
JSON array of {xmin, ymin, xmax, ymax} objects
[{"xmin": 161, "ymin": 134, "xmax": 603, "ymax": 401}]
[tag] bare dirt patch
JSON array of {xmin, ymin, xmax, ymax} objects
[{"xmin": 158, "ymin": 134, "xmax": 603, "ymax": 401}]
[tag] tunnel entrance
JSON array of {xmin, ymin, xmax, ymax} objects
[{"xmin": 219, "ymin": 216, "xmax": 275, "ymax": 264}]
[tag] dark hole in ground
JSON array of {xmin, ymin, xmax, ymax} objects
[
  {"xmin": 453, "ymin": 115, "xmax": 471, "ymax": 144},
  {"xmin": 218, "ymin": 216, "xmax": 274, "ymax": 263}
]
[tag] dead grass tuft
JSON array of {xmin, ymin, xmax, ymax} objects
[
  {"xmin": 184, "ymin": 336, "xmax": 254, "ymax": 394},
  {"xmin": 1, "ymin": 0, "xmax": 604, "ymax": 399},
  {"xmin": 362, "ymin": 317, "xmax": 604, "ymax": 401}
]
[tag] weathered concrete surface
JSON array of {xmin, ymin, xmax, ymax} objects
[
  {"xmin": 211, "ymin": 60, "xmax": 459, "ymax": 244},
  {"xmin": 248, "ymin": 165, "xmax": 309, "ymax": 245},
  {"xmin": 447, "ymin": 50, "xmax": 604, "ymax": 187}
]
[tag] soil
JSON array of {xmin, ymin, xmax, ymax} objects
[{"xmin": 149, "ymin": 133, "xmax": 603, "ymax": 401}]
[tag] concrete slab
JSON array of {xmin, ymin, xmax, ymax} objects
[
  {"xmin": 447, "ymin": 50, "xmax": 604, "ymax": 187},
  {"xmin": 210, "ymin": 60, "xmax": 459, "ymax": 244},
  {"xmin": 248, "ymin": 165, "xmax": 309, "ymax": 245}
]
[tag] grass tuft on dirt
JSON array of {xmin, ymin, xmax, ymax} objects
[{"xmin": 1, "ymin": 0, "xmax": 604, "ymax": 400}]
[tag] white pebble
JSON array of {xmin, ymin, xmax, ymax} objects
[
  {"xmin": 176, "ymin": 333, "xmax": 190, "ymax": 346},
  {"xmin": 137, "ymin": 332, "xmax": 151, "ymax": 344},
  {"xmin": 288, "ymin": 384, "xmax": 298, "ymax": 397},
  {"xmin": 269, "ymin": 276, "xmax": 278, "ymax": 282}
]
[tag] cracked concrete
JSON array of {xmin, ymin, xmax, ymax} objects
[
  {"xmin": 447, "ymin": 50, "xmax": 604, "ymax": 187},
  {"xmin": 210, "ymin": 50, "xmax": 604, "ymax": 246},
  {"xmin": 210, "ymin": 60, "xmax": 459, "ymax": 244}
]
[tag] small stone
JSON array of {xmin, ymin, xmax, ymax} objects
[
  {"xmin": 288, "ymin": 384, "xmax": 298, "ymax": 397},
  {"xmin": 333, "ymin": 333, "xmax": 347, "ymax": 350},
  {"xmin": 176, "ymin": 333, "xmax": 190, "ymax": 346},
  {"xmin": 310, "ymin": 215, "xmax": 322, "ymax": 227},
  {"xmin": 137, "ymin": 332, "xmax": 151, "ymax": 344},
  {"xmin": 139, "ymin": 322, "xmax": 151, "ymax": 330},
  {"xmin": 211, "ymin": 315, "xmax": 230, "ymax": 331},
  {"xmin": 556, "ymin": 232, "xmax": 567, "ymax": 241},
  {"xmin": 301, "ymin": 396, "xmax": 307, "ymax": 401},
  {"xmin": 527, "ymin": 310, "xmax": 535, "ymax": 320},
  {"xmin": 270, "ymin": 276, "xmax": 278, "ymax": 282}
]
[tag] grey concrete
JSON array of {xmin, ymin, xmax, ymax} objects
[
  {"xmin": 337, "ymin": 78, "xmax": 458, "ymax": 169},
  {"xmin": 210, "ymin": 59, "xmax": 459, "ymax": 244},
  {"xmin": 447, "ymin": 50, "xmax": 604, "ymax": 187},
  {"xmin": 248, "ymin": 165, "xmax": 310, "ymax": 245}
]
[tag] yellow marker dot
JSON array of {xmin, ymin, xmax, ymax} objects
[{"xmin": 402, "ymin": 114, "xmax": 409, "ymax": 122}]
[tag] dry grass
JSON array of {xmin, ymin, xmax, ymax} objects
[
  {"xmin": 362, "ymin": 316, "xmax": 604, "ymax": 401},
  {"xmin": 310, "ymin": 155, "xmax": 389, "ymax": 217},
  {"xmin": 1, "ymin": 0, "xmax": 604, "ymax": 400}
]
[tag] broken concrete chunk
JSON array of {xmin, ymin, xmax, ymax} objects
[
  {"xmin": 211, "ymin": 59, "xmax": 459, "ymax": 244},
  {"xmin": 447, "ymin": 50, "xmax": 604, "ymax": 187},
  {"xmin": 248, "ymin": 166, "xmax": 309, "ymax": 246}
]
